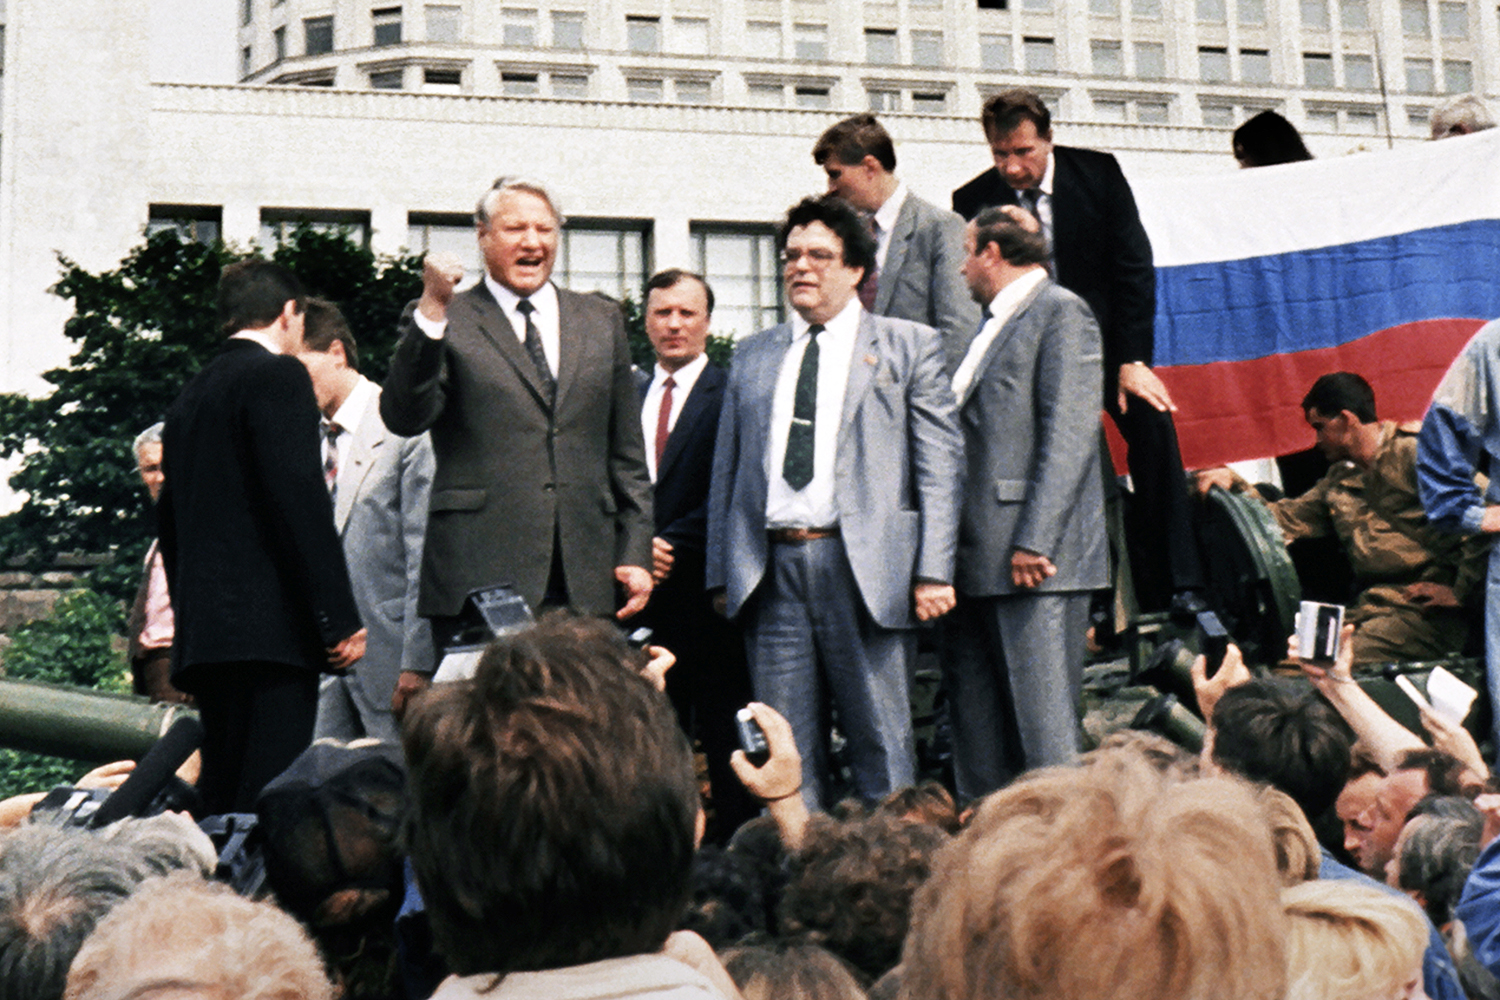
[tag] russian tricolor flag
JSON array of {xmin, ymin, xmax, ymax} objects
[{"xmin": 1131, "ymin": 128, "xmax": 1500, "ymax": 469}]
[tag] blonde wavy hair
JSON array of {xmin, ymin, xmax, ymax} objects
[{"xmin": 1282, "ymin": 879, "xmax": 1427, "ymax": 1000}]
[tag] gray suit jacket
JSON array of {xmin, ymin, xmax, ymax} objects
[
  {"xmin": 955, "ymin": 278, "xmax": 1109, "ymax": 596},
  {"xmin": 380, "ymin": 283, "xmax": 653, "ymax": 616},
  {"xmin": 706, "ymin": 310, "xmax": 963, "ymax": 630},
  {"xmin": 337, "ymin": 384, "xmax": 435, "ymax": 711},
  {"xmin": 874, "ymin": 192, "xmax": 982, "ymax": 366}
]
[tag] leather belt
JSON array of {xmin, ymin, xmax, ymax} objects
[{"xmin": 768, "ymin": 527, "xmax": 840, "ymax": 544}]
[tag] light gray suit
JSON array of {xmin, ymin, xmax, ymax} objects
[
  {"xmin": 943, "ymin": 278, "xmax": 1109, "ymax": 800},
  {"xmin": 315, "ymin": 381, "xmax": 435, "ymax": 745},
  {"xmin": 873, "ymin": 192, "xmax": 982, "ymax": 368},
  {"xmin": 707, "ymin": 310, "xmax": 963, "ymax": 806}
]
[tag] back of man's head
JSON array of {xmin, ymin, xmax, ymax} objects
[
  {"xmin": 1302, "ymin": 372, "xmax": 1377, "ymax": 423},
  {"xmin": 0, "ymin": 823, "xmax": 209, "ymax": 1000},
  {"xmin": 971, "ymin": 207, "xmax": 1049, "ymax": 268},
  {"xmin": 218, "ymin": 260, "xmax": 305, "ymax": 338},
  {"xmin": 1211, "ymin": 677, "xmax": 1353, "ymax": 821},
  {"xmin": 1430, "ymin": 93, "xmax": 1496, "ymax": 139},
  {"xmin": 401, "ymin": 613, "xmax": 699, "ymax": 976},
  {"xmin": 300, "ymin": 297, "xmax": 360, "ymax": 372},
  {"xmin": 1395, "ymin": 748, "xmax": 1472, "ymax": 799},
  {"xmin": 813, "ymin": 113, "xmax": 897, "ymax": 172}
]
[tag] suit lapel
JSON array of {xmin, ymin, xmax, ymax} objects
[
  {"xmin": 838, "ymin": 312, "xmax": 881, "ymax": 439},
  {"xmin": 1049, "ymin": 149, "xmax": 1082, "ymax": 278},
  {"xmin": 658, "ymin": 366, "xmax": 721, "ymax": 482},
  {"xmin": 874, "ymin": 197, "xmax": 917, "ymax": 315},
  {"xmin": 468, "ymin": 283, "xmax": 553, "ymax": 410},
  {"xmin": 958, "ymin": 280, "xmax": 1048, "ymax": 409},
  {"xmin": 335, "ymin": 390, "xmax": 386, "ymax": 532},
  {"xmin": 752, "ymin": 326, "xmax": 794, "ymax": 458},
  {"xmin": 554, "ymin": 287, "xmax": 584, "ymax": 414}
]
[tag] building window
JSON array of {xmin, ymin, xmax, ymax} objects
[
  {"xmin": 1341, "ymin": 0, "xmax": 1369, "ymax": 27},
  {"xmin": 1408, "ymin": 107, "xmax": 1432, "ymax": 131},
  {"xmin": 977, "ymin": 0, "xmax": 1008, "ymax": 9},
  {"xmin": 866, "ymin": 28, "xmax": 898, "ymax": 65},
  {"xmin": 1138, "ymin": 100, "xmax": 1169, "ymax": 123},
  {"xmin": 626, "ymin": 76, "xmax": 664, "ymax": 101},
  {"xmin": 1241, "ymin": 48, "xmax": 1270, "ymax": 83},
  {"xmin": 1439, "ymin": 1, "xmax": 1469, "ymax": 37},
  {"xmin": 1023, "ymin": 36, "xmax": 1056, "ymax": 73},
  {"xmin": 747, "ymin": 21, "xmax": 781, "ymax": 57},
  {"xmin": 1307, "ymin": 108, "xmax": 1338, "ymax": 130},
  {"xmin": 370, "ymin": 68, "xmax": 403, "ymax": 88},
  {"xmin": 1238, "ymin": 0, "xmax": 1266, "ymax": 24},
  {"xmin": 1401, "ymin": 0, "xmax": 1430, "ymax": 35},
  {"xmin": 240, "ymin": 45, "xmax": 253, "ymax": 77},
  {"xmin": 794, "ymin": 23, "xmax": 827, "ymax": 61},
  {"xmin": 424, "ymin": 67, "xmax": 461, "ymax": 91},
  {"xmin": 691, "ymin": 225, "xmax": 782, "ymax": 340},
  {"xmin": 673, "ymin": 17, "xmax": 709, "ymax": 54},
  {"xmin": 372, "ymin": 7, "xmax": 402, "ymax": 46},
  {"xmin": 273, "ymin": 26, "xmax": 286, "ymax": 61},
  {"xmin": 1406, "ymin": 58, "xmax": 1435, "ymax": 92},
  {"xmin": 558, "ymin": 222, "xmax": 650, "ymax": 301},
  {"xmin": 911, "ymin": 30, "xmax": 943, "ymax": 67},
  {"xmin": 675, "ymin": 78, "xmax": 711, "ymax": 102},
  {"xmin": 427, "ymin": 4, "xmax": 460, "ymax": 42},
  {"xmin": 1022, "ymin": 0, "xmax": 1053, "ymax": 10},
  {"xmin": 1345, "ymin": 53, "xmax": 1375, "ymax": 89},
  {"xmin": 1091, "ymin": 0, "xmax": 1120, "ymax": 13},
  {"xmin": 1303, "ymin": 51, "xmax": 1334, "ymax": 86},
  {"xmin": 980, "ymin": 34, "xmax": 1011, "ymax": 71},
  {"xmin": 1091, "ymin": 39, "xmax": 1123, "ymax": 76},
  {"xmin": 503, "ymin": 8, "xmax": 537, "ymax": 46},
  {"xmin": 1095, "ymin": 98, "xmax": 1128, "ymax": 121},
  {"xmin": 1301, "ymin": 0, "xmax": 1330, "ymax": 28},
  {"xmin": 501, "ymin": 71, "xmax": 539, "ymax": 94},
  {"xmin": 795, "ymin": 85, "xmax": 831, "ymax": 108},
  {"xmin": 241, "ymin": 0, "xmax": 253, "ymax": 27},
  {"xmin": 1135, "ymin": 41, "xmax": 1165, "ymax": 78},
  {"xmin": 868, "ymin": 88, "xmax": 901, "ymax": 111},
  {"xmin": 148, "ymin": 205, "xmax": 222, "ymax": 245},
  {"xmin": 1196, "ymin": 0, "xmax": 1225, "ymax": 22},
  {"xmin": 1347, "ymin": 110, "xmax": 1379, "ymax": 134},
  {"xmin": 1199, "ymin": 46, "xmax": 1230, "ymax": 83},
  {"xmin": 261, "ymin": 209, "xmax": 371, "ymax": 248},
  {"xmin": 911, "ymin": 91, "xmax": 947, "ymax": 112},
  {"xmin": 1133, "ymin": 0, "xmax": 1162, "ymax": 16},
  {"xmin": 552, "ymin": 73, "xmax": 588, "ymax": 96},
  {"xmin": 626, "ymin": 15, "xmax": 659, "ymax": 53},
  {"xmin": 1202, "ymin": 104, "xmax": 1234, "ymax": 127},
  {"xmin": 748, "ymin": 83, "xmax": 783, "ymax": 106},
  {"xmin": 408, "ymin": 213, "xmax": 481, "ymax": 276},
  {"xmin": 552, "ymin": 11, "xmax": 584, "ymax": 48},
  {"xmin": 1444, "ymin": 58, "xmax": 1473, "ymax": 92},
  {"xmin": 304, "ymin": 16, "xmax": 333, "ymax": 54}
]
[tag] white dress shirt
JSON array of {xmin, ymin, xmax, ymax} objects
[
  {"xmin": 951, "ymin": 267, "xmax": 1048, "ymax": 401},
  {"xmin": 640, "ymin": 352, "xmax": 709, "ymax": 483},
  {"xmin": 412, "ymin": 274, "xmax": 562, "ymax": 379},
  {"xmin": 324, "ymin": 374, "xmax": 378, "ymax": 494},
  {"xmin": 766, "ymin": 298, "xmax": 861, "ymax": 528},
  {"xmin": 872, "ymin": 181, "xmax": 908, "ymax": 271}
]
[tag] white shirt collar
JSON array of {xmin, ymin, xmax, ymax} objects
[
  {"xmin": 791, "ymin": 296, "xmax": 862, "ymax": 342},
  {"xmin": 230, "ymin": 329, "xmax": 282, "ymax": 354},
  {"xmin": 651, "ymin": 351, "xmax": 709, "ymax": 394},
  {"xmin": 984, "ymin": 266, "xmax": 1048, "ymax": 321},
  {"xmin": 952, "ymin": 268, "xmax": 1048, "ymax": 401},
  {"xmin": 328, "ymin": 374, "xmax": 377, "ymax": 435},
  {"xmin": 485, "ymin": 273, "xmax": 558, "ymax": 317},
  {"xmin": 873, "ymin": 181, "xmax": 908, "ymax": 235}
]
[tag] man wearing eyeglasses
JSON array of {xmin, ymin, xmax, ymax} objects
[{"xmin": 706, "ymin": 194, "xmax": 963, "ymax": 810}]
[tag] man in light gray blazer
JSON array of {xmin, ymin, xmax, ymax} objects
[
  {"xmin": 297, "ymin": 299, "xmax": 434, "ymax": 744},
  {"xmin": 946, "ymin": 207, "xmax": 1109, "ymax": 801},
  {"xmin": 707, "ymin": 195, "xmax": 963, "ymax": 809},
  {"xmin": 814, "ymin": 113, "xmax": 981, "ymax": 369}
]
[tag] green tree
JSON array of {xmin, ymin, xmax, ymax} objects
[{"xmin": 0, "ymin": 227, "xmax": 422, "ymax": 601}]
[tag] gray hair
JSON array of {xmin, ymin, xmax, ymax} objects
[
  {"xmin": 1397, "ymin": 806, "xmax": 1483, "ymax": 925},
  {"xmin": 1430, "ymin": 94, "xmax": 1496, "ymax": 139},
  {"xmin": 0, "ymin": 822, "xmax": 209, "ymax": 1000},
  {"xmin": 130, "ymin": 423, "xmax": 163, "ymax": 461},
  {"xmin": 474, "ymin": 176, "xmax": 564, "ymax": 228}
]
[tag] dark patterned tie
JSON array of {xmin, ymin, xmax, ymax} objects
[
  {"xmin": 858, "ymin": 218, "xmax": 880, "ymax": 312},
  {"xmin": 1018, "ymin": 189, "xmax": 1054, "ymax": 276},
  {"xmin": 322, "ymin": 419, "xmax": 341, "ymax": 501},
  {"xmin": 781, "ymin": 325, "xmax": 823, "ymax": 491},
  {"xmin": 654, "ymin": 376, "xmax": 675, "ymax": 474},
  {"xmin": 515, "ymin": 298, "xmax": 556, "ymax": 401}
]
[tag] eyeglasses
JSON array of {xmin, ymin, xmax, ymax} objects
[{"xmin": 779, "ymin": 248, "xmax": 841, "ymax": 267}]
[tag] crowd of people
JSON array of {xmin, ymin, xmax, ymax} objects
[{"xmin": 2, "ymin": 85, "xmax": 1500, "ymax": 998}]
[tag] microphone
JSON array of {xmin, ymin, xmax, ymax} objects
[{"xmin": 88, "ymin": 714, "xmax": 203, "ymax": 828}]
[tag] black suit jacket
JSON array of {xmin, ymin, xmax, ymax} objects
[
  {"xmin": 952, "ymin": 145, "xmax": 1156, "ymax": 384},
  {"xmin": 159, "ymin": 339, "xmax": 361, "ymax": 685}
]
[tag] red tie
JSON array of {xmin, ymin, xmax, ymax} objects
[{"xmin": 654, "ymin": 376, "xmax": 675, "ymax": 473}]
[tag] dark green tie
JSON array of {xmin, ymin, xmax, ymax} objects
[{"xmin": 782, "ymin": 324, "xmax": 823, "ymax": 491}]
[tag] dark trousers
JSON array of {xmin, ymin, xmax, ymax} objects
[
  {"xmin": 1107, "ymin": 393, "xmax": 1204, "ymax": 607},
  {"xmin": 188, "ymin": 661, "xmax": 319, "ymax": 815}
]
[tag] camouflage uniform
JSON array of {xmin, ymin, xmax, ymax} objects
[{"xmin": 1243, "ymin": 422, "xmax": 1486, "ymax": 666}]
